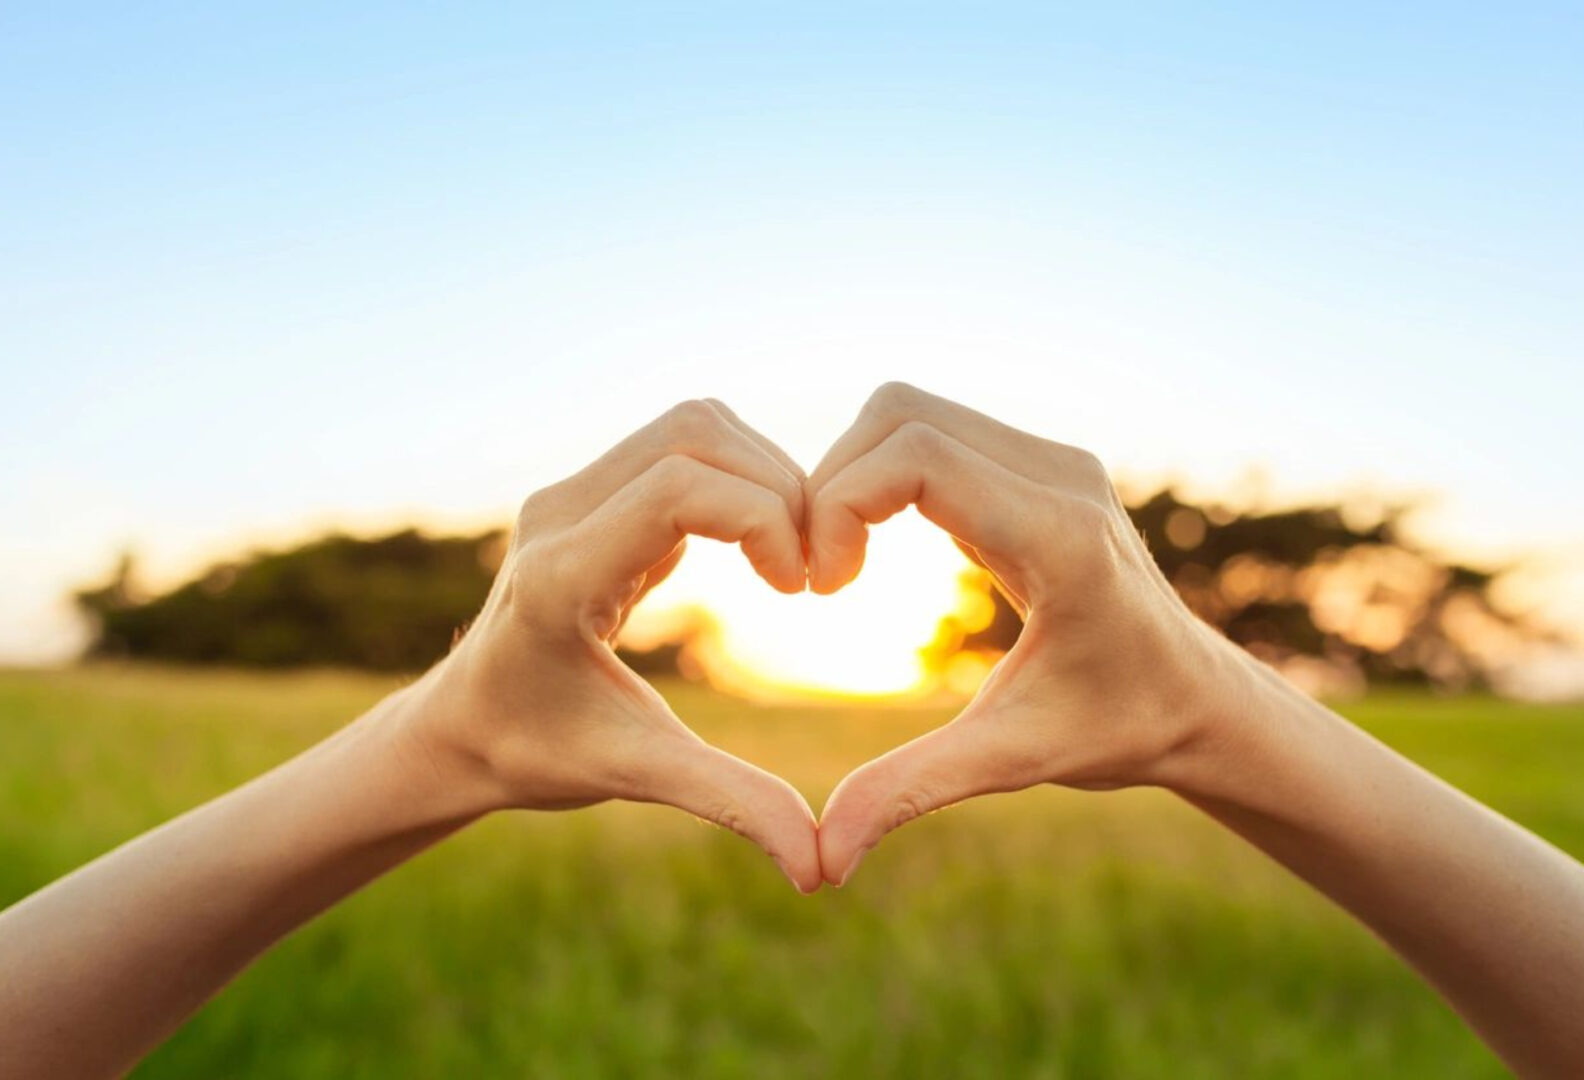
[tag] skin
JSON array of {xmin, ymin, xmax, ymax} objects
[
  {"xmin": 0, "ymin": 400, "xmax": 822, "ymax": 1079},
  {"xmin": 807, "ymin": 382, "xmax": 1584, "ymax": 1080},
  {"xmin": 2, "ymin": 385, "xmax": 1581, "ymax": 1077}
]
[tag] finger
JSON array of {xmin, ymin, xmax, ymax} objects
[
  {"xmin": 808, "ymin": 382, "xmax": 1109, "ymax": 504},
  {"xmin": 806, "ymin": 421, "xmax": 1043, "ymax": 594},
  {"xmin": 632, "ymin": 537, "xmax": 687, "ymax": 606},
  {"xmin": 953, "ymin": 538, "xmax": 1029, "ymax": 617},
  {"xmin": 579, "ymin": 455, "xmax": 806, "ymax": 596},
  {"xmin": 526, "ymin": 400, "xmax": 805, "ymax": 531},
  {"xmin": 611, "ymin": 538, "xmax": 688, "ymax": 640},
  {"xmin": 638, "ymin": 735, "xmax": 823, "ymax": 894},
  {"xmin": 816, "ymin": 714, "xmax": 1008, "ymax": 887},
  {"xmin": 703, "ymin": 398, "xmax": 808, "ymax": 484}
]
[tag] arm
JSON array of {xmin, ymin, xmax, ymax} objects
[
  {"xmin": 1179, "ymin": 660, "xmax": 1584, "ymax": 1080},
  {"xmin": 0, "ymin": 679, "xmax": 478, "ymax": 1078},
  {"xmin": 0, "ymin": 399, "xmax": 822, "ymax": 1079},
  {"xmin": 807, "ymin": 382, "xmax": 1584, "ymax": 1079}
]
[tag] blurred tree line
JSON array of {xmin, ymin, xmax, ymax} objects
[
  {"xmin": 934, "ymin": 490, "xmax": 1532, "ymax": 693},
  {"xmin": 77, "ymin": 532, "xmax": 501, "ymax": 672},
  {"xmin": 75, "ymin": 529, "xmax": 689, "ymax": 676},
  {"xmin": 77, "ymin": 490, "xmax": 1534, "ymax": 691}
]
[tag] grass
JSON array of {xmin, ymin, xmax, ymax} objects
[{"xmin": 3, "ymin": 666, "xmax": 1582, "ymax": 1078}]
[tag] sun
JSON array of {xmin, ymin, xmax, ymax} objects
[{"xmin": 623, "ymin": 512, "xmax": 973, "ymax": 699}]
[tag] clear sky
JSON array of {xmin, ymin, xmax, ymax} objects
[{"xmin": 2, "ymin": 4, "xmax": 1581, "ymax": 683}]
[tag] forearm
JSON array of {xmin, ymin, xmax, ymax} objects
[
  {"xmin": 1173, "ymin": 644, "xmax": 1584, "ymax": 1079},
  {"xmin": 0, "ymin": 671, "xmax": 488, "ymax": 1079}
]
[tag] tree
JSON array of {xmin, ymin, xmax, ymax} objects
[
  {"xmin": 76, "ymin": 530, "xmax": 502, "ymax": 672},
  {"xmin": 948, "ymin": 490, "xmax": 1533, "ymax": 692}
]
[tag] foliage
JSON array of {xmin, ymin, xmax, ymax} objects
[
  {"xmin": 76, "ymin": 531, "xmax": 501, "ymax": 672},
  {"xmin": 952, "ymin": 490, "xmax": 1531, "ymax": 691},
  {"xmin": 74, "ymin": 490, "xmax": 1533, "ymax": 689}
]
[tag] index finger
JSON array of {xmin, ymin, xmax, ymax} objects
[
  {"xmin": 704, "ymin": 398, "xmax": 808, "ymax": 484},
  {"xmin": 808, "ymin": 382, "xmax": 1110, "ymax": 504},
  {"xmin": 806, "ymin": 421, "xmax": 1043, "ymax": 594},
  {"xmin": 578, "ymin": 454, "xmax": 806, "ymax": 597},
  {"xmin": 525, "ymin": 400, "xmax": 806, "ymax": 535}
]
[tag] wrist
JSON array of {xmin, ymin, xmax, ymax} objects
[
  {"xmin": 375, "ymin": 656, "xmax": 509, "ymax": 821},
  {"xmin": 1148, "ymin": 624, "xmax": 1320, "ymax": 804}
]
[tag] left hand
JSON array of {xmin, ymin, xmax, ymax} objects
[{"xmin": 409, "ymin": 399, "xmax": 825, "ymax": 893}]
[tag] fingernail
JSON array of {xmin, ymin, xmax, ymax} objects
[{"xmin": 836, "ymin": 845, "xmax": 873, "ymax": 888}]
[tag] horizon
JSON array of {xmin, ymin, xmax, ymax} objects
[
  {"xmin": 3, "ymin": 4, "xmax": 1581, "ymax": 691},
  {"xmin": 55, "ymin": 473, "xmax": 1584, "ymax": 701}
]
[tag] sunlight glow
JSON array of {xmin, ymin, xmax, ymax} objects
[{"xmin": 625, "ymin": 513, "xmax": 972, "ymax": 699}]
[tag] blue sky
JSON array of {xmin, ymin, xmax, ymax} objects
[{"xmin": 2, "ymin": 3, "xmax": 1581, "ymax": 665}]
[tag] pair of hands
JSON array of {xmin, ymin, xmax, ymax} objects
[
  {"xmin": 416, "ymin": 384, "xmax": 1245, "ymax": 894},
  {"xmin": 8, "ymin": 384, "xmax": 1574, "ymax": 1080}
]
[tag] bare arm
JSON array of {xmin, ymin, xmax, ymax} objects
[
  {"xmin": 808, "ymin": 382, "xmax": 1584, "ymax": 1079},
  {"xmin": 0, "ymin": 400, "xmax": 821, "ymax": 1079},
  {"xmin": 1180, "ymin": 659, "xmax": 1584, "ymax": 1078},
  {"xmin": 0, "ymin": 678, "xmax": 478, "ymax": 1077}
]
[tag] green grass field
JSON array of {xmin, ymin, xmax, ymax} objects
[{"xmin": 3, "ymin": 666, "xmax": 1581, "ymax": 1078}]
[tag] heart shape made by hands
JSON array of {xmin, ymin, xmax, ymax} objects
[
  {"xmin": 644, "ymin": 385, "xmax": 1208, "ymax": 890},
  {"xmin": 448, "ymin": 384, "xmax": 1213, "ymax": 895}
]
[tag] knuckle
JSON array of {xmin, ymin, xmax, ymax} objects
[
  {"xmin": 515, "ymin": 486, "xmax": 558, "ymax": 534},
  {"xmin": 508, "ymin": 536, "xmax": 573, "ymax": 620},
  {"xmin": 1062, "ymin": 445, "xmax": 1111, "ymax": 492},
  {"xmin": 661, "ymin": 398, "xmax": 725, "ymax": 448},
  {"xmin": 647, "ymin": 453, "xmax": 700, "ymax": 498},
  {"xmin": 864, "ymin": 380, "xmax": 924, "ymax": 421},
  {"xmin": 1049, "ymin": 494, "xmax": 1122, "ymax": 570},
  {"xmin": 889, "ymin": 788, "xmax": 933, "ymax": 831},
  {"xmin": 893, "ymin": 419, "xmax": 946, "ymax": 460},
  {"xmin": 741, "ymin": 496, "xmax": 793, "ymax": 562}
]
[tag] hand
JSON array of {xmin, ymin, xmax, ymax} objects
[
  {"xmin": 413, "ymin": 400, "xmax": 824, "ymax": 893},
  {"xmin": 807, "ymin": 383, "xmax": 1248, "ymax": 885}
]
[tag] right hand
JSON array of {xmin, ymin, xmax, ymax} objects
[
  {"xmin": 807, "ymin": 383, "xmax": 1252, "ymax": 886},
  {"xmin": 408, "ymin": 400, "xmax": 824, "ymax": 894}
]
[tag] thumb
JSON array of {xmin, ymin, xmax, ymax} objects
[
  {"xmin": 816, "ymin": 715, "xmax": 1007, "ymax": 887},
  {"xmin": 637, "ymin": 735, "xmax": 823, "ymax": 895}
]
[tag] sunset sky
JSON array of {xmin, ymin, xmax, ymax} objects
[{"xmin": 3, "ymin": 5, "xmax": 1580, "ymax": 691}]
